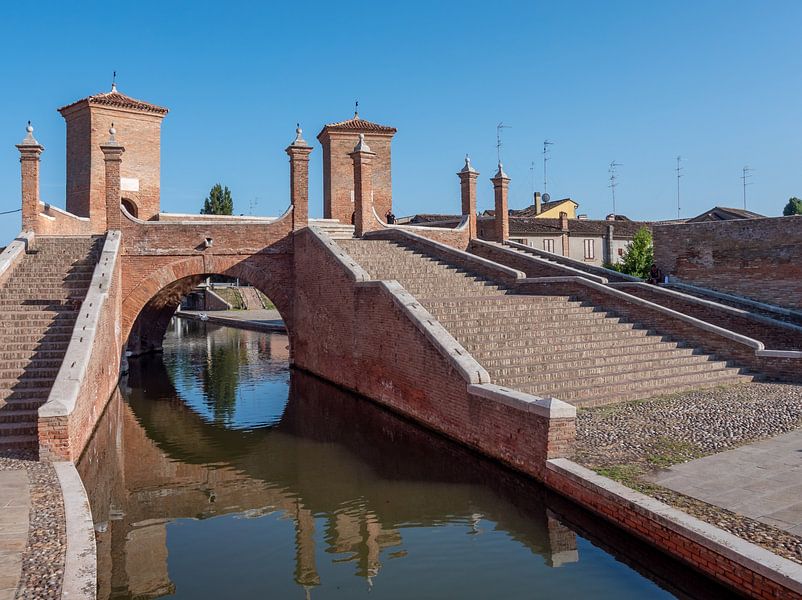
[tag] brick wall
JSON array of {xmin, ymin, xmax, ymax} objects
[
  {"xmin": 39, "ymin": 232, "xmax": 123, "ymax": 460},
  {"xmin": 319, "ymin": 131, "xmax": 393, "ymax": 223},
  {"xmin": 654, "ymin": 216, "xmax": 802, "ymax": 311},
  {"xmin": 292, "ymin": 228, "xmax": 573, "ymax": 481},
  {"xmin": 61, "ymin": 104, "xmax": 164, "ymax": 229},
  {"xmin": 517, "ymin": 278, "xmax": 802, "ymax": 382},
  {"xmin": 545, "ymin": 459, "xmax": 802, "ymax": 599}
]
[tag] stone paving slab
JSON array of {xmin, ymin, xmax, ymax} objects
[
  {"xmin": 649, "ymin": 428, "xmax": 802, "ymax": 535},
  {"xmin": 176, "ymin": 309, "xmax": 285, "ymax": 333},
  {"xmin": 0, "ymin": 470, "xmax": 30, "ymax": 600}
]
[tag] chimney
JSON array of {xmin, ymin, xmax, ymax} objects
[
  {"xmin": 491, "ymin": 163, "xmax": 510, "ymax": 242},
  {"xmin": 16, "ymin": 122, "xmax": 44, "ymax": 233},
  {"xmin": 457, "ymin": 155, "xmax": 479, "ymax": 239},
  {"xmin": 559, "ymin": 211, "xmax": 570, "ymax": 256},
  {"xmin": 286, "ymin": 124, "xmax": 313, "ymax": 231},
  {"xmin": 534, "ymin": 191, "xmax": 542, "ymax": 215}
]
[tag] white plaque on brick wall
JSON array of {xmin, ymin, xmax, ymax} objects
[{"xmin": 120, "ymin": 177, "xmax": 140, "ymax": 192}]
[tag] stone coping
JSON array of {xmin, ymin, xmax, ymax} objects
[
  {"xmin": 365, "ymin": 227, "xmax": 526, "ymax": 281},
  {"xmin": 505, "ymin": 239, "xmax": 641, "ymax": 282},
  {"xmin": 123, "ymin": 203, "xmax": 293, "ymax": 226},
  {"xmin": 308, "ymin": 226, "xmax": 371, "ymax": 282},
  {"xmin": 39, "ymin": 231, "xmax": 120, "ymax": 419},
  {"xmin": 523, "ymin": 276, "xmax": 765, "ymax": 352},
  {"xmin": 547, "ymin": 458, "xmax": 802, "ymax": 595},
  {"xmin": 53, "ymin": 462, "xmax": 96, "ymax": 600},
  {"xmin": 668, "ymin": 281, "xmax": 802, "ymax": 321},
  {"xmin": 613, "ymin": 281, "xmax": 802, "ymax": 336},
  {"xmin": 468, "ymin": 384, "xmax": 575, "ymax": 418},
  {"xmin": 473, "ymin": 238, "xmax": 609, "ymax": 284},
  {"xmin": 0, "ymin": 231, "xmax": 32, "ymax": 286},
  {"xmin": 361, "ymin": 280, "xmax": 490, "ymax": 385},
  {"xmin": 370, "ymin": 205, "xmax": 471, "ymax": 232},
  {"xmin": 40, "ymin": 202, "xmax": 91, "ymax": 222}
]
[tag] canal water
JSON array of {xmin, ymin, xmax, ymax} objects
[{"xmin": 78, "ymin": 320, "xmax": 734, "ymax": 599}]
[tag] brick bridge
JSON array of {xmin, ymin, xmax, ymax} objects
[{"xmin": 3, "ymin": 87, "xmax": 802, "ymax": 597}]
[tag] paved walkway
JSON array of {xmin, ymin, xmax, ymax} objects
[
  {"xmin": 176, "ymin": 309, "xmax": 285, "ymax": 333},
  {"xmin": 649, "ymin": 428, "xmax": 802, "ymax": 535},
  {"xmin": 0, "ymin": 470, "xmax": 29, "ymax": 600}
]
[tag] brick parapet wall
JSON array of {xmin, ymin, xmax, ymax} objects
[
  {"xmin": 293, "ymin": 227, "xmax": 575, "ymax": 480},
  {"xmin": 365, "ymin": 227, "xmax": 522, "ymax": 285},
  {"xmin": 654, "ymin": 216, "xmax": 802, "ymax": 311},
  {"xmin": 545, "ymin": 459, "xmax": 802, "ymax": 599},
  {"xmin": 367, "ymin": 210, "xmax": 471, "ymax": 250},
  {"xmin": 39, "ymin": 231, "xmax": 123, "ymax": 461},
  {"xmin": 35, "ymin": 203, "xmax": 94, "ymax": 235},
  {"xmin": 470, "ymin": 239, "xmax": 609, "ymax": 283},
  {"xmin": 517, "ymin": 277, "xmax": 802, "ymax": 383},
  {"xmin": 614, "ymin": 283, "xmax": 802, "ymax": 351}
]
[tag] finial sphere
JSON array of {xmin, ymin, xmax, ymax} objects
[
  {"xmin": 26, "ymin": 121, "xmax": 33, "ymax": 134},
  {"xmin": 109, "ymin": 123, "xmax": 116, "ymax": 136}
]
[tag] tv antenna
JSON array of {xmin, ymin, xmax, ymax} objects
[
  {"xmin": 675, "ymin": 156, "xmax": 683, "ymax": 219},
  {"xmin": 496, "ymin": 122, "xmax": 511, "ymax": 165},
  {"xmin": 543, "ymin": 140, "xmax": 554, "ymax": 194},
  {"xmin": 530, "ymin": 161, "xmax": 536, "ymax": 196},
  {"xmin": 741, "ymin": 165, "xmax": 753, "ymax": 210},
  {"xmin": 608, "ymin": 160, "xmax": 622, "ymax": 217},
  {"xmin": 249, "ymin": 196, "xmax": 259, "ymax": 216}
]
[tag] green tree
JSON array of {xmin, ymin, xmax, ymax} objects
[
  {"xmin": 618, "ymin": 226, "xmax": 654, "ymax": 279},
  {"xmin": 201, "ymin": 183, "xmax": 234, "ymax": 215},
  {"xmin": 783, "ymin": 197, "xmax": 802, "ymax": 216}
]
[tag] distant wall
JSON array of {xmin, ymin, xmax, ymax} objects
[{"xmin": 654, "ymin": 216, "xmax": 802, "ymax": 310}]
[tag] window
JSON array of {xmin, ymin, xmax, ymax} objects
[
  {"xmin": 618, "ymin": 247, "xmax": 624, "ymax": 256},
  {"xmin": 584, "ymin": 239, "xmax": 595, "ymax": 260},
  {"xmin": 543, "ymin": 239, "xmax": 554, "ymax": 253}
]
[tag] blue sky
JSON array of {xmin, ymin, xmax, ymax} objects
[{"xmin": 1, "ymin": 1, "xmax": 801, "ymax": 244}]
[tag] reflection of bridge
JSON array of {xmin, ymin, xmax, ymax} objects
[{"xmin": 79, "ymin": 354, "xmax": 577, "ymax": 599}]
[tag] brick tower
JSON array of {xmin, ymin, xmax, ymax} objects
[
  {"xmin": 58, "ymin": 83, "xmax": 168, "ymax": 228},
  {"xmin": 317, "ymin": 111, "xmax": 396, "ymax": 224}
]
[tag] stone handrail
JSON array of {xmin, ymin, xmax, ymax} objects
[
  {"xmin": 39, "ymin": 231, "xmax": 122, "ymax": 460},
  {"xmin": 506, "ymin": 239, "xmax": 641, "ymax": 282},
  {"xmin": 519, "ymin": 275, "xmax": 765, "ymax": 351},
  {"xmin": 364, "ymin": 227, "xmax": 526, "ymax": 284},
  {"xmin": 667, "ymin": 281, "xmax": 802, "ymax": 322},
  {"xmin": 0, "ymin": 231, "xmax": 33, "ymax": 287},
  {"xmin": 471, "ymin": 238, "xmax": 609, "ymax": 284}
]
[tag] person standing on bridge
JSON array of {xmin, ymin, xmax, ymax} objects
[{"xmin": 385, "ymin": 209, "xmax": 396, "ymax": 225}]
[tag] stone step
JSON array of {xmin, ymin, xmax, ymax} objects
[
  {"xmin": 474, "ymin": 339, "xmax": 687, "ymax": 366},
  {"xmin": 0, "ymin": 342, "xmax": 70, "ymax": 354},
  {"xmin": 463, "ymin": 329, "xmax": 680, "ymax": 361},
  {"xmin": 435, "ymin": 311, "xmax": 612, "ymax": 327},
  {"xmin": 428, "ymin": 303, "xmax": 592, "ymax": 317},
  {"xmin": 421, "ymin": 295, "xmax": 572, "ymax": 308},
  {"xmin": 517, "ymin": 365, "xmax": 746, "ymax": 397},
  {"xmin": 483, "ymin": 346, "xmax": 700, "ymax": 373},
  {"xmin": 446, "ymin": 321, "xmax": 639, "ymax": 339},
  {"xmin": 0, "ymin": 409, "xmax": 38, "ymax": 424},
  {"xmin": 491, "ymin": 354, "xmax": 729, "ymax": 385},
  {"xmin": 0, "ymin": 397, "xmax": 46, "ymax": 411},
  {"xmin": 0, "ymin": 366, "xmax": 61, "ymax": 380},
  {"xmin": 0, "ymin": 422, "xmax": 37, "ymax": 437},
  {"xmin": 0, "ymin": 333, "xmax": 72, "ymax": 344},
  {"xmin": 0, "ymin": 434, "xmax": 38, "ymax": 449},
  {"xmin": 461, "ymin": 327, "xmax": 654, "ymax": 351},
  {"xmin": 0, "ymin": 325, "xmax": 75, "ymax": 336},
  {"xmin": 0, "ymin": 358, "xmax": 64, "ymax": 370},
  {"xmin": 0, "ymin": 377, "xmax": 58, "ymax": 390}
]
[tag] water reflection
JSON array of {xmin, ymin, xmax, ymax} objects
[{"xmin": 78, "ymin": 321, "xmax": 735, "ymax": 599}]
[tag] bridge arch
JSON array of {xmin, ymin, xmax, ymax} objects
[{"xmin": 122, "ymin": 254, "xmax": 293, "ymax": 357}]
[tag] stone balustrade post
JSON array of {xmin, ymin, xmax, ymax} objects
[
  {"xmin": 99, "ymin": 124, "xmax": 125, "ymax": 231},
  {"xmin": 286, "ymin": 124, "xmax": 313, "ymax": 231},
  {"xmin": 349, "ymin": 134, "xmax": 378, "ymax": 237},
  {"xmin": 491, "ymin": 163, "xmax": 510, "ymax": 242},
  {"xmin": 16, "ymin": 122, "xmax": 44, "ymax": 233},
  {"xmin": 457, "ymin": 156, "xmax": 479, "ymax": 239}
]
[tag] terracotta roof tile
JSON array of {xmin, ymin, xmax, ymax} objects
[
  {"xmin": 320, "ymin": 116, "xmax": 397, "ymax": 134},
  {"xmin": 58, "ymin": 89, "xmax": 168, "ymax": 115}
]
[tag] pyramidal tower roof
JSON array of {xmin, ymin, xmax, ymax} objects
[{"xmin": 58, "ymin": 84, "xmax": 168, "ymax": 116}]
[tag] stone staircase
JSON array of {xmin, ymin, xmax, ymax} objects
[
  {"xmin": 238, "ymin": 286, "xmax": 265, "ymax": 310},
  {"xmin": 0, "ymin": 236, "xmax": 102, "ymax": 452},
  {"xmin": 337, "ymin": 239, "xmax": 751, "ymax": 407},
  {"xmin": 311, "ymin": 219, "xmax": 355, "ymax": 240}
]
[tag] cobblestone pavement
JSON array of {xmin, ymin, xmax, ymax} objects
[
  {"xmin": 0, "ymin": 452, "xmax": 65, "ymax": 599},
  {"xmin": 574, "ymin": 382, "xmax": 802, "ymax": 565}
]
